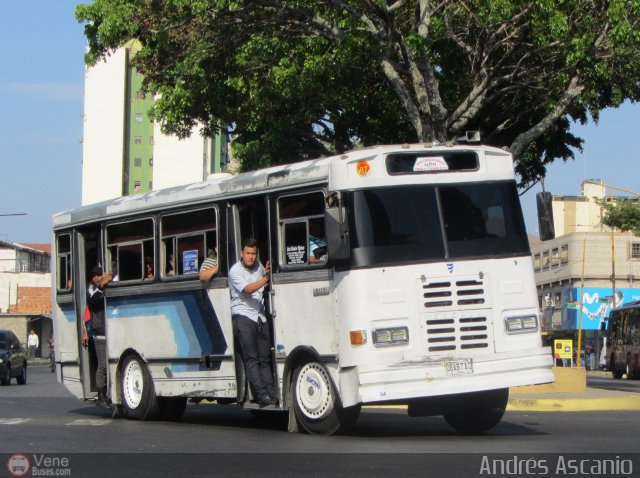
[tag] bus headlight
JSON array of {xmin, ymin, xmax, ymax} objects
[
  {"xmin": 504, "ymin": 315, "xmax": 538, "ymax": 333},
  {"xmin": 373, "ymin": 326, "xmax": 409, "ymax": 346}
]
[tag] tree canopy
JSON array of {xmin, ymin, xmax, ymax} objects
[
  {"xmin": 75, "ymin": 0, "xmax": 640, "ymax": 182},
  {"xmin": 601, "ymin": 199, "xmax": 640, "ymax": 236}
]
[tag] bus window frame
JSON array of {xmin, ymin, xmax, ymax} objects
[
  {"xmin": 160, "ymin": 206, "xmax": 218, "ymax": 279},
  {"xmin": 56, "ymin": 232, "xmax": 73, "ymax": 293},
  {"xmin": 276, "ymin": 190, "xmax": 328, "ymax": 270},
  {"xmin": 105, "ymin": 217, "xmax": 156, "ymax": 284}
]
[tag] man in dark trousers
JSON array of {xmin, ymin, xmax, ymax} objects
[
  {"xmin": 84, "ymin": 266, "xmax": 113, "ymax": 409},
  {"xmin": 228, "ymin": 239, "xmax": 275, "ymax": 406}
]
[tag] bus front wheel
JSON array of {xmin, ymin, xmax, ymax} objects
[
  {"xmin": 443, "ymin": 388, "xmax": 509, "ymax": 434},
  {"xmin": 292, "ymin": 362, "xmax": 360, "ymax": 435},
  {"xmin": 120, "ymin": 355, "xmax": 160, "ymax": 420}
]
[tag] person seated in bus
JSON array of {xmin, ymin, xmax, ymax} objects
[
  {"xmin": 144, "ymin": 257, "xmax": 154, "ymax": 280},
  {"xmin": 166, "ymin": 254, "xmax": 175, "ymax": 276},
  {"xmin": 228, "ymin": 239, "xmax": 275, "ymax": 406},
  {"xmin": 198, "ymin": 248, "xmax": 219, "ymax": 282},
  {"xmin": 309, "ymin": 221, "xmax": 327, "ymax": 263}
]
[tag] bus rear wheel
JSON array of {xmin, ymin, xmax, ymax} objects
[
  {"xmin": 626, "ymin": 357, "xmax": 636, "ymax": 380},
  {"xmin": 292, "ymin": 362, "xmax": 360, "ymax": 435},
  {"xmin": 611, "ymin": 356, "xmax": 624, "ymax": 379},
  {"xmin": 443, "ymin": 388, "xmax": 509, "ymax": 434},
  {"xmin": 120, "ymin": 355, "xmax": 160, "ymax": 420}
]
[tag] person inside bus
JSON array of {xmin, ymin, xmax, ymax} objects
[
  {"xmin": 228, "ymin": 239, "xmax": 275, "ymax": 406},
  {"xmin": 167, "ymin": 254, "xmax": 176, "ymax": 276},
  {"xmin": 84, "ymin": 266, "xmax": 113, "ymax": 410},
  {"xmin": 198, "ymin": 248, "xmax": 218, "ymax": 282},
  {"xmin": 144, "ymin": 257, "xmax": 154, "ymax": 280},
  {"xmin": 307, "ymin": 219, "xmax": 327, "ymax": 263}
]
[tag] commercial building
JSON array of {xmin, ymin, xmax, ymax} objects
[{"xmin": 532, "ymin": 180, "xmax": 640, "ymax": 365}]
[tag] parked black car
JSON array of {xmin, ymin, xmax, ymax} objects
[{"xmin": 0, "ymin": 329, "xmax": 27, "ymax": 385}]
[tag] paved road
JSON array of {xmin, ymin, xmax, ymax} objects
[
  {"xmin": 587, "ymin": 371, "xmax": 640, "ymax": 392},
  {"xmin": 2, "ymin": 365, "xmax": 639, "ymax": 477}
]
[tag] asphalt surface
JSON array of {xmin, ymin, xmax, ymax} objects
[
  {"xmin": 507, "ymin": 371, "xmax": 640, "ymax": 412},
  {"xmin": 28, "ymin": 359, "xmax": 640, "ymax": 412}
]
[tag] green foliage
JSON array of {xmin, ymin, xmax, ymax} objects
[
  {"xmin": 600, "ymin": 199, "xmax": 640, "ymax": 236},
  {"xmin": 74, "ymin": 0, "xmax": 640, "ymax": 181}
]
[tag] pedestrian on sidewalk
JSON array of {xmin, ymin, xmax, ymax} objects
[{"xmin": 27, "ymin": 329, "xmax": 39, "ymax": 359}]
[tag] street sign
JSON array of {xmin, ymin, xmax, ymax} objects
[{"xmin": 554, "ymin": 339, "xmax": 573, "ymax": 359}]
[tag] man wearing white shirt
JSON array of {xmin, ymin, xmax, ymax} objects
[
  {"xmin": 229, "ymin": 238, "xmax": 275, "ymax": 406},
  {"xmin": 27, "ymin": 329, "xmax": 39, "ymax": 359}
]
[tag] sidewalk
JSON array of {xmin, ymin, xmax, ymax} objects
[{"xmin": 507, "ymin": 371, "xmax": 640, "ymax": 412}]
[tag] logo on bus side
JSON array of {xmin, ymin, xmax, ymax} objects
[{"xmin": 447, "ymin": 263, "xmax": 454, "ymax": 273}]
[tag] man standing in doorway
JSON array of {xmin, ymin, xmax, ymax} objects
[
  {"xmin": 229, "ymin": 239, "xmax": 275, "ymax": 406},
  {"xmin": 27, "ymin": 329, "xmax": 39, "ymax": 359},
  {"xmin": 84, "ymin": 266, "xmax": 113, "ymax": 410}
]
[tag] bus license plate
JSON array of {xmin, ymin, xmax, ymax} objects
[{"xmin": 443, "ymin": 359, "xmax": 473, "ymax": 375}]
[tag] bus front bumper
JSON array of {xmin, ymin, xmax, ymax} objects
[{"xmin": 341, "ymin": 348, "xmax": 554, "ymax": 407}]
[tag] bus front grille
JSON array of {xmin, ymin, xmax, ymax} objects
[
  {"xmin": 422, "ymin": 278, "xmax": 486, "ymax": 309},
  {"xmin": 424, "ymin": 316, "xmax": 489, "ymax": 352}
]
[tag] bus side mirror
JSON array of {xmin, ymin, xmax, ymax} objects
[
  {"xmin": 600, "ymin": 322, "xmax": 606, "ymax": 332},
  {"xmin": 536, "ymin": 192, "xmax": 555, "ymax": 241},
  {"xmin": 325, "ymin": 207, "xmax": 350, "ymax": 260}
]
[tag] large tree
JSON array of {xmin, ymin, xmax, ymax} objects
[
  {"xmin": 76, "ymin": 0, "xmax": 640, "ymax": 182},
  {"xmin": 601, "ymin": 200, "xmax": 640, "ymax": 236}
]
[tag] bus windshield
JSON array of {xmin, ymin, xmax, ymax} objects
[{"xmin": 346, "ymin": 180, "xmax": 529, "ymax": 267}]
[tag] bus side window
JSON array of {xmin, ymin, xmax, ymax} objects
[
  {"xmin": 106, "ymin": 218, "xmax": 155, "ymax": 282},
  {"xmin": 278, "ymin": 191, "xmax": 326, "ymax": 267},
  {"xmin": 56, "ymin": 233, "xmax": 73, "ymax": 292},
  {"xmin": 161, "ymin": 207, "xmax": 217, "ymax": 278}
]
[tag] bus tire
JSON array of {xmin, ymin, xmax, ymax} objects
[
  {"xmin": 120, "ymin": 355, "xmax": 160, "ymax": 420},
  {"xmin": 443, "ymin": 388, "xmax": 508, "ymax": 435},
  {"xmin": 291, "ymin": 362, "xmax": 360, "ymax": 435},
  {"xmin": 158, "ymin": 397, "xmax": 187, "ymax": 421},
  {"xmin": 611, "ymin": 356, "xmax": 624, "ymax": 379},
  {"xmin": 626, "ymin": 356, "xmax": 636, "ymax": 380}
]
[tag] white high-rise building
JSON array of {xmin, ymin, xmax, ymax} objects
[{"xmin": 81, "ymin": 43, "xmax": 228, "ymax": 206}]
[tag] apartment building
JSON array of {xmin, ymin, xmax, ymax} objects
[{"xmin": 81, "ymin": 41, "xmax": 229, "ymax": 206}]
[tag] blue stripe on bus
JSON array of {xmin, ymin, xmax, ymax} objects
[
  {"xmin": 105, "ymin": 291, "xmax": 228, "ymax": 365},
  {"xmin": 60, "ymin": 303, "xmax": 76, "ymax": 323}
]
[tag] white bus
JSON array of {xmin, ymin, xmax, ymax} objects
[{"xmin": 52, "ymin": 142, "xmax": 554, "ymax": 435}]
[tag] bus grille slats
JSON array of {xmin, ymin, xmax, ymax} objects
[
  {"xmin": 424, "ymin": 315, "xmax": 489, "ymax": 352},
  {"xmin": 419, "ymin": 276, "xmax": 491, "ymax": 352},
  {"xmin": 422, "ymin": 277, "xmax": 486, "ymax": 309}
]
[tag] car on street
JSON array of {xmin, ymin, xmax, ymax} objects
[{"xmin": 0, "ymin": 329, "xmax": 27, "ymax": 385}]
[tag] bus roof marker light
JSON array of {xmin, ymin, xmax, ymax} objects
[{"xmin": 356, "ymin": 161, "xmax": 370, "ymax": 176}]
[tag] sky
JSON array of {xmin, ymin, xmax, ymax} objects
[{"xmin": 0, "ymin": 1, "xmax": 639, "ymax": 245}]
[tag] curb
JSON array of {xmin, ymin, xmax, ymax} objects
[{"xmin": 507, "ymin": 395, "xmax": 640, "ymax": 412}]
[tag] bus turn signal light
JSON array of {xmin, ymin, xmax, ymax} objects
[{"xmin": 350, "ymin": 330, "xmax": 367, "ymax": 345}]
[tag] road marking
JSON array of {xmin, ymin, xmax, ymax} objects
[
  {"xmin": 66, "ymin": 418, "xmax": 111, "ymax": 426},
  {"xmin": 0, "ymin": 418, "xmax": 31, "ymax": 425}
]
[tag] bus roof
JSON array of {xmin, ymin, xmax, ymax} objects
[{"xmin": 53, "ymin": 143, "xmax": 512, "ymax": 230}]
